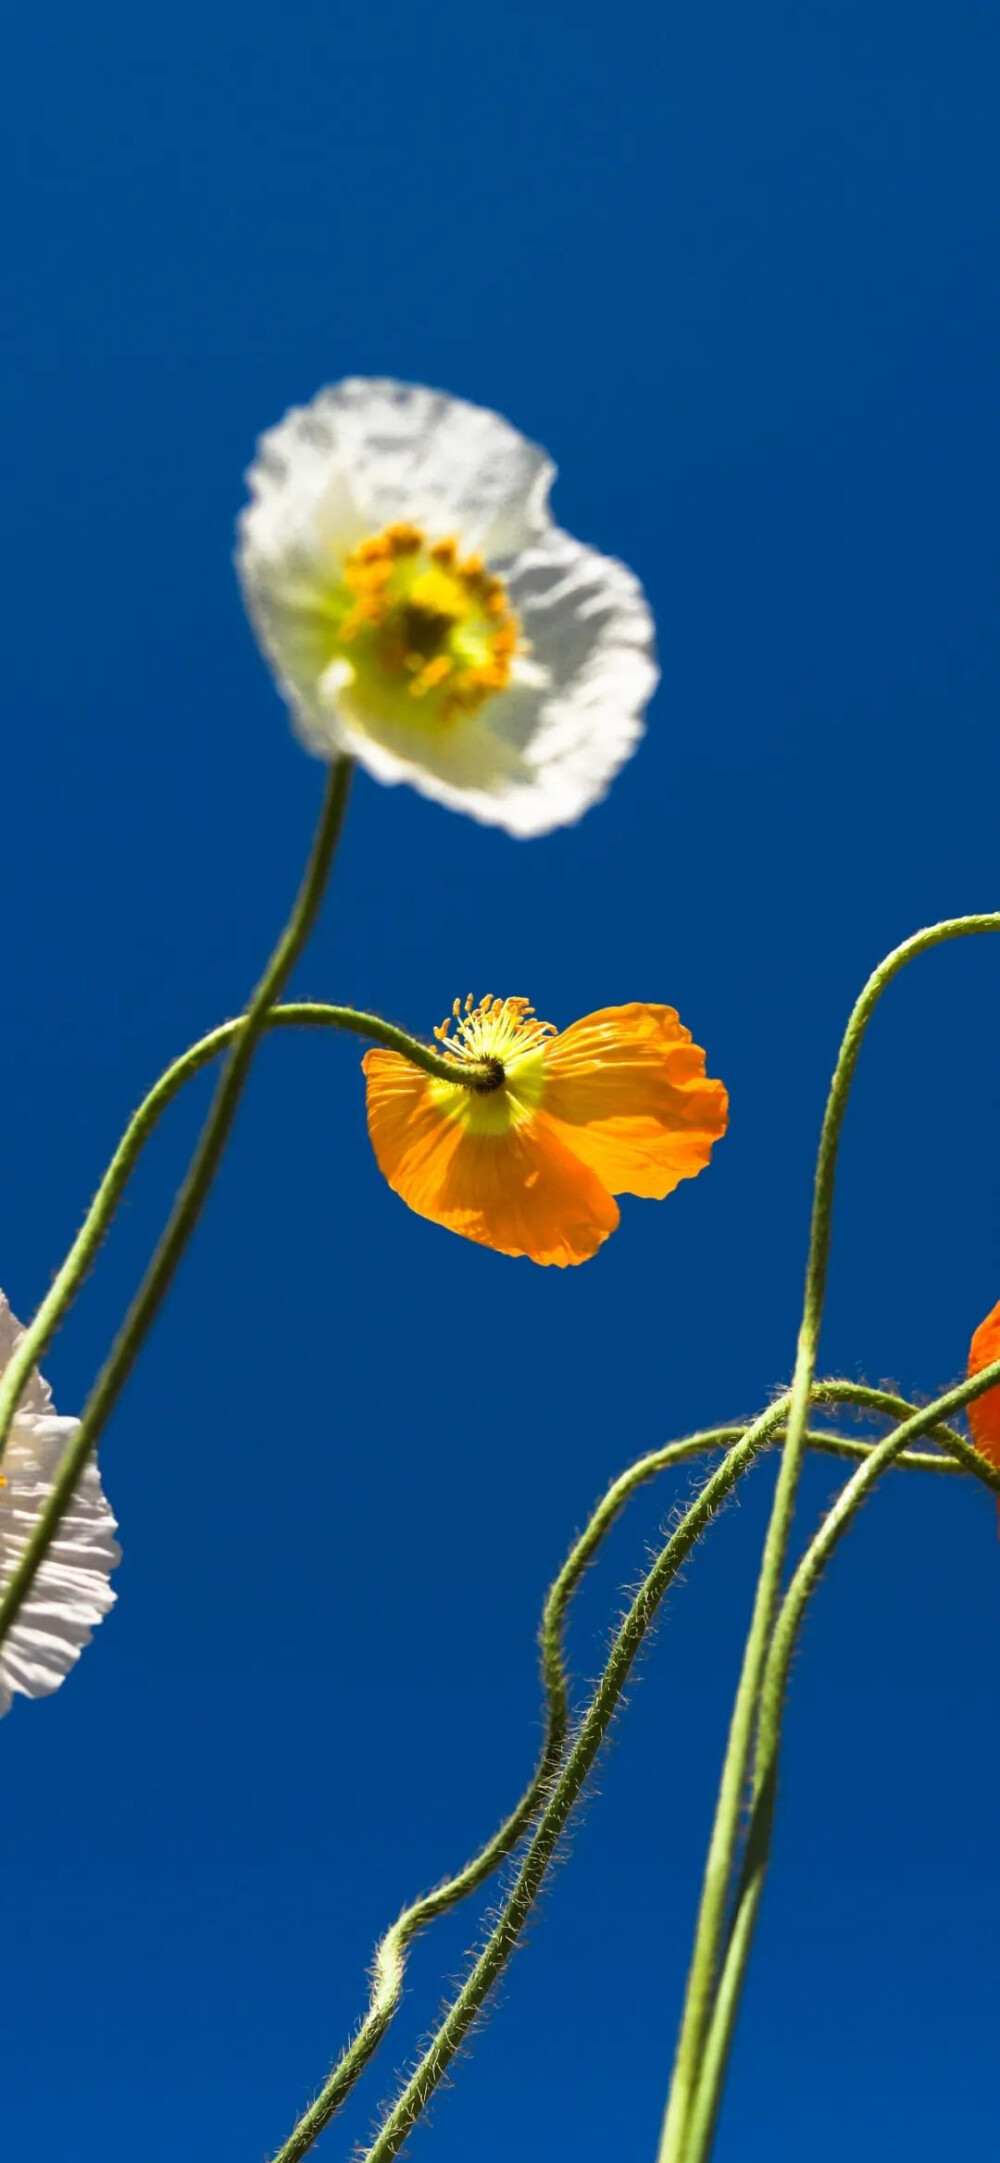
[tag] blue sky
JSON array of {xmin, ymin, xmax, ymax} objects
[{"xmin": 2, "ymin": 1, "xmax": 999, "ymax": 2157}]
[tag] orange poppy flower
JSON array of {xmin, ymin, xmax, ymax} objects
[
  {"xmin": 967, "ymin": 1299, "xmax": 1000, "ymax": 1530},
  {"xmin": 362, "ymin": 995, "xmax": 728, "ymax": 1266}
]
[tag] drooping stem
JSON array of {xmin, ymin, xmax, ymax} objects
[
  {"xmin": 763, "ymin": 1361, "xmax": 1000, "ymax": 1768},
  {"xmin": 0, "ymin": 762, "xmax": 359, "ymax": 1648},
  {"xmin": 681, "ymin": 1353, "xmax": 1000, "ymax": 2163},
  {"xmin": 267, "ymin": 1387, "xmax": 993, "ymax": 2163},
  {"xmin": 267, "ymin": 1422, "xmax": 764, "ymax": 2163},
  {"xmin": 356, "ymin": 1418, "xmax": 996, "ymax": 2163},
  {"xmin": 352, "ymin": 1425, "xmax": 773, "ymax": 2163},
  {"xmin": 0, "ymin": 999, "xmax": 496, "ymax": 1474},
  {"xmin": 657, "ymin": 912, "xmax": 1000, "ymax": 2163},
  {"xmin": 810, "ymin": 1379, "xmax": 947, "ymax": 1447},
  {"xmin": 360, "ymin": 1371, "xmax": 987, "ymax": 2163}
]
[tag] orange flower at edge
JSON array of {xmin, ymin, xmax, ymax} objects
[
  {"xmin": 967, "ymin": 1299, "xmax": 1000, "ymax": 1532},
  {"xmin": 362, "ymin": 995, "xmax": 729, "ymax": 1266}
]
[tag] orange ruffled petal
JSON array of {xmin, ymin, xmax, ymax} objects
[
  {"xmin": 540, "ymin": 1003, "xmax": 728, "ymax": 1199},
  {"xmin": 967, "ymin": 1302, "xmax": 1000, "ymax": 1537},
  {"xmin": 362, "ymin": 1050, "xmax": 619, "ymax": 1267},
  {"xmin": 968, "ymin": 1301, "xmax": 1000, "ymax": 1464}
]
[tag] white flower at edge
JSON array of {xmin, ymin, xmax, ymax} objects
[
  {"xmin": 0, "ymin": 1293, "xmax": 119, "ymax": 1716},
  {"xmin": 237, "ymin": 379, "xmax": 657, "ymax": 837}
]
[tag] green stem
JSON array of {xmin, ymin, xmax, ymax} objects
[
  {"xmin": 682, "ymin": 1353, "xmax": 1000, "ymax": 2163},
  {"xmin": 360, "ymin": 1376, "xmax": 979, "ymax": 2163},
  {"xmin": 808, "ymin": 1379, "xmax": 993, "ymax": 1482},
  {"xmin": 682, "ymin": 1856, "xmax": 765, "ymax": 2163},
  {"xmin": 0, "ymin": 762, "xmax": 355, "ymax": 1650},
  {"xmin": 355, "ymin": 1422, "xmax": 776, "ymax": 2163},
  {"xmin": 268, "ymin": 1387, "xmax": 991, "ymax": 2163},
  {"xmin": 0, "ymin": 1001, "xmax": 495, "ymax": 1476},
  {"xmin": 267, "ymin": 1422, "xmax": 761, "ymax": 2163},
  {"xmin": 657, "ymin": 911, "xmax": 1000, "ymax": 2163}
]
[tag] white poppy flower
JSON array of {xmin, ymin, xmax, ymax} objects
[
  {"xmin": 0, "ymin": 1294, "xmax": 119, "ymax": 1716},
  {"xmin": 237, "ymin": 379, "xmax": 657, "ymax": 836}
]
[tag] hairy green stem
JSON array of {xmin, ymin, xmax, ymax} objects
[
  {"xmin": 354, "ymin": 1422, "xmax": 777, "ymax": 2163},
  {"xmin": 357, "ymin": 1403, "xmax": 996, "ymax": 2163},
  {"xmin": 0, "ymin": 763, "xmax": 357, "ymax": 1650},
  {"xmin": 353, "ymin": 1382, "xmax": 983, "ymax": 2163},
  {"xmin": 0, "ymin": 1013, "xmax": 494, "ymax": 1476},
  {"xmin": 267, "ymin": 1422, "xmax": 762, "ymax": 2163},
  {"xmin": 806, "ymin": 1378, "xmax": 994, "ymax": 1482},
  {"xmin": 682, "ymin": 1353, "xmax": 1000, "ymax": 2163},
  {"xmin": 268, "ymin": 1387, "xmax": 992, "ymax": 2163},
  {"xmin": 658, "ymin": 912, "xmax": 1000, "ymax": 2163},
  {"xmin": 764, "ymin": 1361, "xmax": 1000, "ymax": 1761}
]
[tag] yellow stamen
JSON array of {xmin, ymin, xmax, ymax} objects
[
  {"xmin": 434, "ymin": 993, "xmax": 558, "ymax": 1070},
  {"xmin": 410, "ymin": 655, "xmax": 454, "ymax": 698},
  {"xmin": 322, "ymin": 523, "xmax": 526, "ymax": 729}
]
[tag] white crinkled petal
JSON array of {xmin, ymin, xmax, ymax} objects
[
  {"xmin": 317, "ymin": 379, "xmax": 556, "ymax": 555},
  {"xmin": 236, "ymin": 405, "xmax": 367, "ymax": 760},
  {"xmin": 239, "ymin": 376, "xmax": 558, "ymax": 739},
  {"xmin": 0, "ymin": 1411, "xmax": 119, "ymax": 1713},
  {"xmin": 0, "ymin": 1289, "xmax": 52, "ymax": 1416},
  {"xmin": 236, "ymin": 379, "xmax": 654, "ymax": 834},
  {"xmin": 241, "ymin": 378, "xmax": 554, "ymax": 567},
  {"xmin": 491, "ymin": 527, "xmax": 658, "ymax": 835},
  {"xmin": 325, "ymin": 528, "xmax": 658, "ymax": 836},
  {"xmin": 236, "ymin": 381, "xmax": 556, "ymax": 755}
]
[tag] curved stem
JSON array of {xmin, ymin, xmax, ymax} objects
[
  {"xmin": 267, "ymin": 1422, "xmax": 761, "ymax": 2163},
  {"xmin": 682, "ymin": 1353, "xmax": 1000, "ymax": 2163},
  {"xmin": 808, "ymin": 1379, "xmax": 994, "ymax": 1483},
  {"xmin": 0, "ymin": 763, "xmax": 357, "ymax": 1649},
  {"xmin": 0, "ymin": 1008, "xmax": 495, "ymax": 1474},
  {"xmin": 764, "ymin": 1359, "xmax": 1000, "ymax": 1751},
  {"xmin": 267, "ymin": 1388, "xmax": 993, "ymax": 2163},
  {"xmin": 354, "ymin": 1421, "xmax": 776, "ymax": 2163},
  {"xmin": 657, "ymin": 913, "xmax": 1000, "ymax": 2162},
  {"xmin": 356, "ymin": 1398, "xmax": 997, "ymax": 2163}
]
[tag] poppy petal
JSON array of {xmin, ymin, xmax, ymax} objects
[
  {"xmin": 541, "ymin": 1003, "xmax": 728, "ymax": 1199},
  {"xmin": 363, "ymin": 1050, "xmax": 619, "ymax": 1266},
  {"xmin": 968, "ymin": 1301, "xmax": 1000, "ymax": 1464}
]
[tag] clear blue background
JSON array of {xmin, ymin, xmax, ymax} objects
[{"xmin": 2, "ymin": 2, "xmax": 998, "ymax": 2157}]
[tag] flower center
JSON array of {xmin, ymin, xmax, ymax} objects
[
  {"xmin": 430, "ymin": 996, "xmax": 555, "ymax": 1134},
  {"xmin": 436, "ymin": 994, "xmax": 555, "ymax": 1079},
  {"xmin": 325, "ymin": 523, "xmax": 522, "ymax": 728}
]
